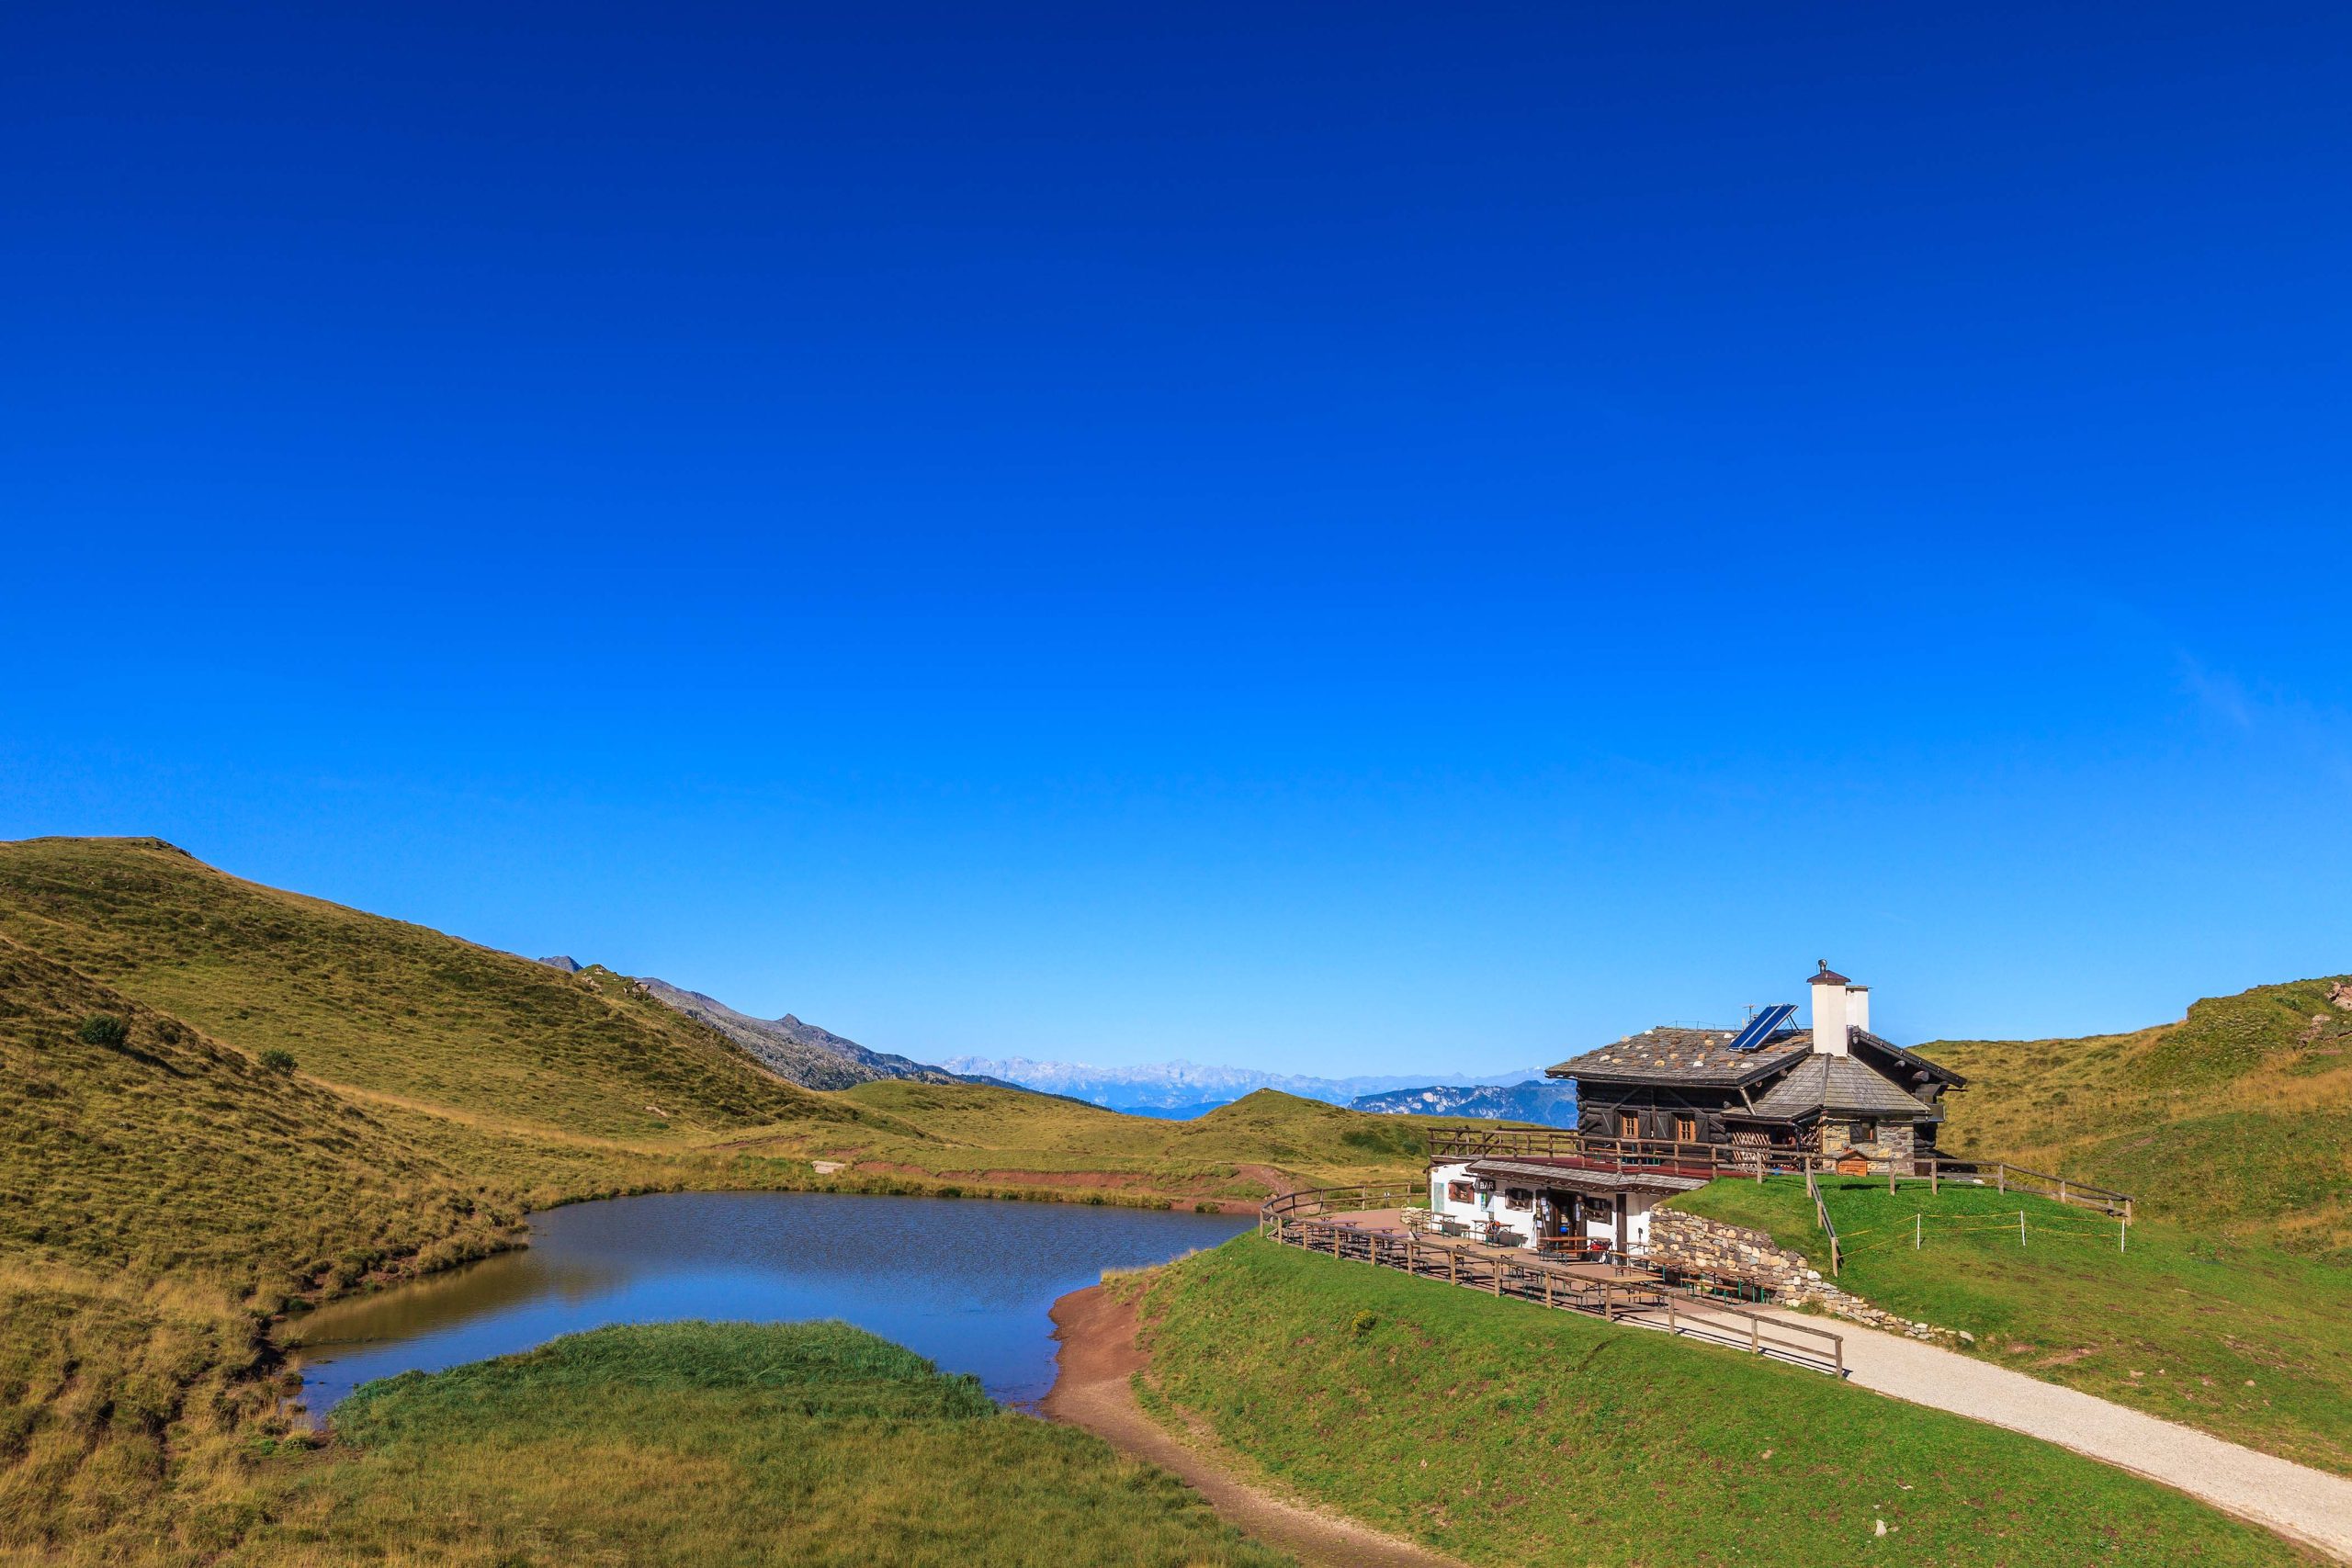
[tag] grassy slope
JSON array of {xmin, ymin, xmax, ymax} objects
[
  {"xmin": 1921, "ymin": 974, "xmax": 2352, "ymax": 1253},
  {"xmin": 0, "ymin": 837, "xmax": 842, "ymax": 1144},
  {"xmin": 234, "ymin": 1322, "xmax": 1289, "ymax": 1568},
  {"xmin": 768, "ymin": 1081, "xmax": 1440, "ymax": 1201},
  {"xmin": 1674, "ymin": 1176, "xmax": 2352, "ymax": 1476},
  {"xmin": 1137, "ymin": 1237, "xmax": 2309, "ymax": 1567},
  {"xmin": 0, "ymin": 836, "xmax": 1453, "ymax": 1562}
]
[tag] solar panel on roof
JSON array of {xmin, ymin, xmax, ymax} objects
[{"xmin": 1726, "ymin": 1001, "xmax": 1796, "ymax": 1052}]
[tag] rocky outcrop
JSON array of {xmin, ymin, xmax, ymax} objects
[{"xmin": 1636, "ymin": 1209, "xmax": 1971, "ymax": 1347}]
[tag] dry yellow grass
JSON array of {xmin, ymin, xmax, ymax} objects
[{"xmin": 1924, "ymin": 972, "xmax": 2352, "ymax": 1252}]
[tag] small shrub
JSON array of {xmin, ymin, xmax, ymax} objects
[
  {"xmin": 1195, "ymin": 1201, "xmax": 1222, "ymax": 1213},
  {"xmin": 1084, "ymin": 1193, "xmax": 1107, "ymax": 1206},
  {"xmin": 259, "ymin": 1048, "xmax": 298, "ymax": 1075},
  {"xmin": 77, "ymin": 1013, "xmax": 129, "ymax": 1047},
  {"xmin": 1350, "ymin": 1309, "xmax": 1378, "ymax": 1337}
]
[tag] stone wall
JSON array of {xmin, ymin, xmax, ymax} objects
[
  {"xmin": 1634, "ymin": 1207, "xmax": 1969, "ymax": 1346},
  {"xmin": 1819, "ymin": 1119, "xmax": 1918, "ymax": 1169}
]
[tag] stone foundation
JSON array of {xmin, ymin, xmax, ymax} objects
[
  {"xmin": 1819, "ymin": 1119, "xmax": 1918, "ymax": 1171},
  {"xmin": 1634, "ymin": 1208, "xmax": 1969, "ymax": 1347}
]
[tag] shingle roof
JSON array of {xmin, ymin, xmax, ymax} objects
[
  {"xmin": 1546, "ymin": 1026, "xmax": 1810, "ymax": 1088},
  {"xmin": 1849, "ymin": 1030, "xmax": 1967, "ymax": 1088},
  {"xmin": 1740, "ymin": 1055, "xmax": 1934, "ymax": 1122}
]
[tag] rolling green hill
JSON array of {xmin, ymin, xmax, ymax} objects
[
  {"xmin": 0, "ymin": 835, "xmax": 1463, "ymax": 1562},
  {"xmin": 758, "ymin": 1081, "xmax": 1439, "ymax": 1203},
  {"xmin": 1920, "ymin": 973, "xmax": 2352, "ymax": 1252},
  {"xmin": 0, "ymin": 836, "xmax": 842, "ymax": 1144}
]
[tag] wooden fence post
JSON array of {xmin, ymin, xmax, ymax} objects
[{"xmin": 1997, "ymin": 1164, "xmax": 2007, "ymax": 1194}]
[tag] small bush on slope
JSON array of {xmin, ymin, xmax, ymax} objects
[{"xmin": 1137, "ymin": 1235, "xmax": 2311, "ymax": 1567}]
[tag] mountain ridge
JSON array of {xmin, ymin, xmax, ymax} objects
[{"xmin": 631, "ymin": 976, "xmax": 978, "ymax": 1091}]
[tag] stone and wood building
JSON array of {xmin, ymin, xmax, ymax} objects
[{"xmin": 1422, "ymin": 963, "xmax": 1965, "ymax": 1259}]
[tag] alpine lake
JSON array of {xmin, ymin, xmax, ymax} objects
[{"xmin": 285, "ymin": 1190, "xmax": 1253, "ymax": 1421}]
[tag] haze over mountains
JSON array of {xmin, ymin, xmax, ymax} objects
[
  {"xmin": 539, "ymin": 955, "xmax": 1559, "ymax": 1115},
  {"xmin": 940, "ymin": 1055, "xmax": 1544, "ymax": 1115}
]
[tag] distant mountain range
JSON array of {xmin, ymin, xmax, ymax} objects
[
  {"xmin": 1351, "ymin": 1079, "xmax": 1578, "ymax": 1127},
  {"xmin": 937, "ymin": 1055, "xmax": 1544, "ymax": 1113},
  {"xmin": 537, "ymin": 963, "xmax": 1557, "ymax": 1117}
]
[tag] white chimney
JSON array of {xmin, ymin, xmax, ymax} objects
[
  {"xmin": 1846, "ymin": 985, "xmax": 1870, "ymax": 1038},
  {"xmin": 1808, "ymin": 961, "xmax": 1852, "ymax": 1056}
]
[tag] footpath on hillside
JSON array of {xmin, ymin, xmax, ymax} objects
[
  {"xmin": 1698, "ymin": 1303, "xmax": 2352, "ymax": 1562},
  {"xmin": 1043, "ymin": 1285, "xmax": 1464, "ymax": 1568}
]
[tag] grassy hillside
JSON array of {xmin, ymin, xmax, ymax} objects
[
  {"xmin": 1674, "ymin": 1176, "xmax": 2352, "ymax": 1476},
  {"xmin": 1921, "ymin": 973, "xmax": 2352, "ymax": 1251},
  {"xmin": 0, "ymin": 932, "xmax": 527, "ymax": 1564},
  {"xmin": 0, "ymin": 835, "xmax": 1465, "ymax": 1562},
  {"xmin": 757, "ymin": 1082, "xmax": 1441, "ymax": 1205},
  {"xmin": 0, "ymin": 837, "xmax": 843, "ymax": 1144},
  {"xmin": 235, "ymin": 1322, "xmax": 1288, "ymax": 1568},
  {"xmin": 1136, "ymin": 1237, "xmax": 2309, "ymax": 1567}
]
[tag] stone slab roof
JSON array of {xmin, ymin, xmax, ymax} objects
[
  {"xmin": 1740, "ymin": 1055, "xmax": 1935, "ymax": 1122},
  {"xmin": 1549, "ymin": 1025, "xmax": 1966, "ymax": 1092},
  {"xmin": 1546, "ymin": 1026, "xmax": 1811, "ymax": 1088}
]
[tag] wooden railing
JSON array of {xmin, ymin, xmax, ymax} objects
[
  {"xmin": 1804, "ymin": 1165, "xmax": 1842, "ymax": 1276},
  {"xmin": 1423, "ymin": 1126, "xmax": 2134, "ymax": 1222},
  {"xmin": 1260, "ymin": 1186, "xmax": 1846, "ymax": 1377}
]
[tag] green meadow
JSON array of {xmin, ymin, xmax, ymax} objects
[
  {"xmin": 1135, "ymin": 1235, "xmax": 2316, "ymax": 1567},
  {"xmin": 1673, "ymin": 1175, "xmax": 2352, "ymax": 1475},
  {"xmin": 230, "ymin": 1322, "xmax": 1289, "ymax": 1568}
]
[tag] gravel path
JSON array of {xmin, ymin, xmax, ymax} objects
[
  {"xmin": 1043, "ymin": 1285, "xmax": 1465, "ymax": 1568},
  {"xmin": 1747, "ymin": 1304, "xmax": 2352, "ymax": 1562}
]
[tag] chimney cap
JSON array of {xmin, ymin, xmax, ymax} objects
[{"xmin": 1807, "ymin": 960, "xmax": 1853, "ymax": 987}]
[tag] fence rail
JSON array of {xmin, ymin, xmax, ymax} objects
[
  {"xmin": 1259, "ymin": 1187, "xmax": 1846, "ymax": 1378},
  {"xmin": 1423, "ymin": 1127, "xmax": 2133, "ymax": 1222}
]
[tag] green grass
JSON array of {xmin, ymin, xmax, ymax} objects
[
  {"xmin": 794, "ymin": 1081, "xmax": 1453, "ymax": 1201},
  {"xmin": 0, "ymin": 836, "xmax": 845, "ymax": 1144},
  {"xmin": 1922, "ymin": 972, "xmax": 2352, "ymax": 1253},
  {"xmin": 1673, "ymin": 1176, "xmax": 2352, "ymax": 1476},
  {"xmin": 232, "ymin": 1322, "xmax": 1291, "ymax": 1568},
  {"xmin": 1137, "ymin": 1236, "xmax": 2315, "ymax": 1566},
  {"xmin": 0, "ymin": 837, "xmax": 1470, "ymax": 1562}
]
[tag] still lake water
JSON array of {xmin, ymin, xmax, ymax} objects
[{"xmin": 288, "ymin": 1191, "xmax": 1251, "ymax": 1421}]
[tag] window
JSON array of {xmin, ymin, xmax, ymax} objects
[
  {"xmin": 1850, "ymin": 1120, "xmax": 1878, "ymax": 1145},
  {"xmin": 1446, "ymin": 1180, "xmax": 1475, "ymax": 1204},
  {"xmin": 1618, "ymin": 1111, "xmax": 1639, "ymax": 1139},
  {"xmin": 1674, "ymin": 1115, "xmax": 1698, "ymax": 1144},
  {"xmin": 1504, "ymin": 1187, "xmax": 1533, "ymax": 1212}
]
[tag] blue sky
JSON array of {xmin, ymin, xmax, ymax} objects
[{"xmin": 4, "ymin": 3, "xmax": 2347, "ymax": 1073}]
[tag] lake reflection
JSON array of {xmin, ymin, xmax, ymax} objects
[{"xmin": 288, "ymin": 1191, "xmax": 1250, "ymax": 1421}]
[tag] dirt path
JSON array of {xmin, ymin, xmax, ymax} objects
[
  {"xmin": 1743, "ymin": 1304, "xmax": 2352, "ymax": 1562},
  {"xmin": 1043, "ymin": 1286, "xmax": 1464, "ymax": 1568}
]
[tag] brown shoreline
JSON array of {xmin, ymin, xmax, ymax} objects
[{"xmin": 1042, "ymin": 1283, "xmax": 1463, "ymax": 1568}]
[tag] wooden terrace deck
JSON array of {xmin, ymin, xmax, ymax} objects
[{"xmin": 1261, "ymin": 1189, "xmax": 1846, "ymax": 1377}]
